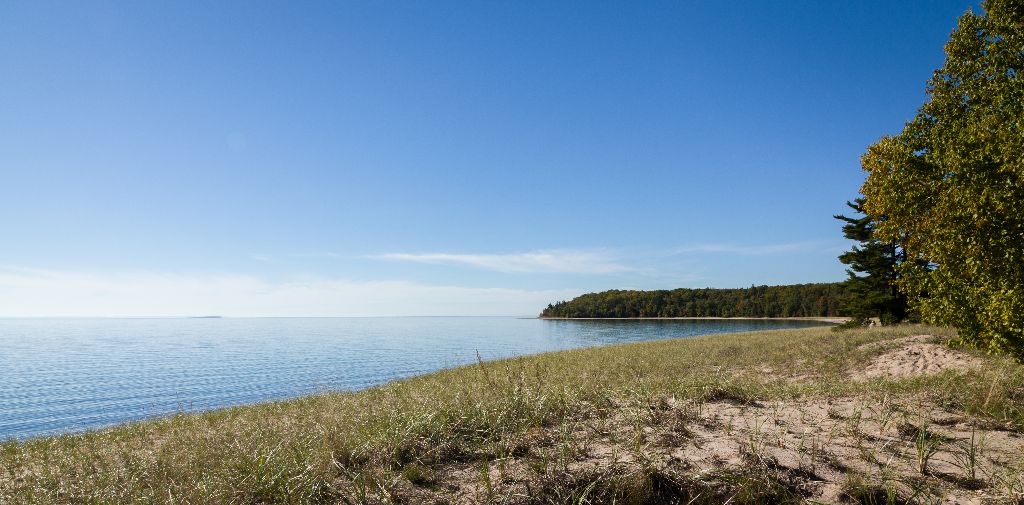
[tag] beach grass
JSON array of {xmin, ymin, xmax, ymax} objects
[{"xmin": 2, "ymin": 325, "xmax": 1023, "ymax": 504}]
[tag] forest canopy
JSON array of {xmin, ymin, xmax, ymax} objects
[{"xmin": 540, "ymin": 283, "xmax": 847, "ymax": 318}]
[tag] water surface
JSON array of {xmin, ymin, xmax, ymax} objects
[{"xmin": 0, "ymin": 317, "xmax": 829, "ymax": 439}]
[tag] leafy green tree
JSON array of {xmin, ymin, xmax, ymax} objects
[
  {"xmin": 860, "ymin": 0, "xmax": 1024, "ymax": 358},
  {"xmin": 834, "ymin": 198, "xmax": 908, "ymax": 325}
]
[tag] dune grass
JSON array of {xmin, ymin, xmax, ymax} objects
[{"xmin": 2, "ymin": 325, "xmax": 1022, "ymax": 504}]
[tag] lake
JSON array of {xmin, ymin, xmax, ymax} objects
[{"xmin": 0, "ymin": 317, "xmax": 830, "ymax": 440}]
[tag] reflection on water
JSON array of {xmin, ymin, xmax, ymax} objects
[{"xmin": 0, "ymin": 317, "xmax": 828, "ymax": 439}]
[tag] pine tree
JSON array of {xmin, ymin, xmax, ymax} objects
[{"xmin": 834, "ymin": 198, "xmax": 907, "ymax": 324}]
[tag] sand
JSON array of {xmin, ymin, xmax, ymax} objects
[{"xmin": 855, "ymin": 335, "xmax": 983, "ymax": 380}]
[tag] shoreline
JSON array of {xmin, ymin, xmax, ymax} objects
[{"xmin": 538, "ymin": 316, "xmax": 849, "ymax": 324}]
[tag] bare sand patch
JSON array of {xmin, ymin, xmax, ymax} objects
[{"xmin": 855, "ymin": 335, "xmax": 983, "ymax": 380}]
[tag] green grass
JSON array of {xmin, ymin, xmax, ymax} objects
[{"xmin": 2, "ymin": 325, "xmax": 1022, "ymax": 504}]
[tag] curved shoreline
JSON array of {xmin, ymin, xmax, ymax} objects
[{"xmin": 538, "ymin": 316, "xmax": 849, "ymax": 324}]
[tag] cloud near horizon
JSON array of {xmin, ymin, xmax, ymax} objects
[
  {"xmin": 0, "ymin": 266, "xmax": 581, "ymax": 317},
  {"xmin": 369, "ymin": 249, "xmax": 632, "ymax": 274}
]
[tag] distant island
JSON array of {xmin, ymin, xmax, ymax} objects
[{"xmin": 540, "ymin": 282, "xmax": 846, "ymax": 319}]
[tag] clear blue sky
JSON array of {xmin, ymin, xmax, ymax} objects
[{"xmin": 0, "ymin": 1, "xmax": 979, "ymax": 316}]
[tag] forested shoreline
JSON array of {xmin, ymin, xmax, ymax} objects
[{"xmin": 540, "ymin": 283, "xmax": 847, "ymax": 318}]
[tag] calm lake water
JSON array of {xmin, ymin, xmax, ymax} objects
[{"xmin": 0, "ymin": 317, "xmax": 829, "ymax": 440}]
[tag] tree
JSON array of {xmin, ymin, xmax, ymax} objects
[
  {"xmin": 860, "ymin": 0, "xmax": 1024, "ymax": 358},
  {"xmin": 834, "ymin": 198, "xmax": 908, "ymax": 324}
]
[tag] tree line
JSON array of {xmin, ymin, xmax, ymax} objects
[{"xmin": 540, "ymin": 283, "xmax": 847, "ymax": 319}]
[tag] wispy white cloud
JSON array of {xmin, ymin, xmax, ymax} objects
[
  {"xmin": 0, "ymin": 266, "xmax": 580, "ymax": 317},
  {"xmin": 369, "ymin": 249, "xmax": 633, "ymax": 274},
  {"xmin": 672, "ymin": 241, "xmax": 837, "ymax": 256}
]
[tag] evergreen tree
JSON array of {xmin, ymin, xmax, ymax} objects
[{"xmin": 834, "ymin": 198, "xmax": 907, "ymax": 324}]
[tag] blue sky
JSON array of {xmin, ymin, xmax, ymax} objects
[{"xmin": 0, "ymin": 1, "xmax": 979, "ymax": 316}]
